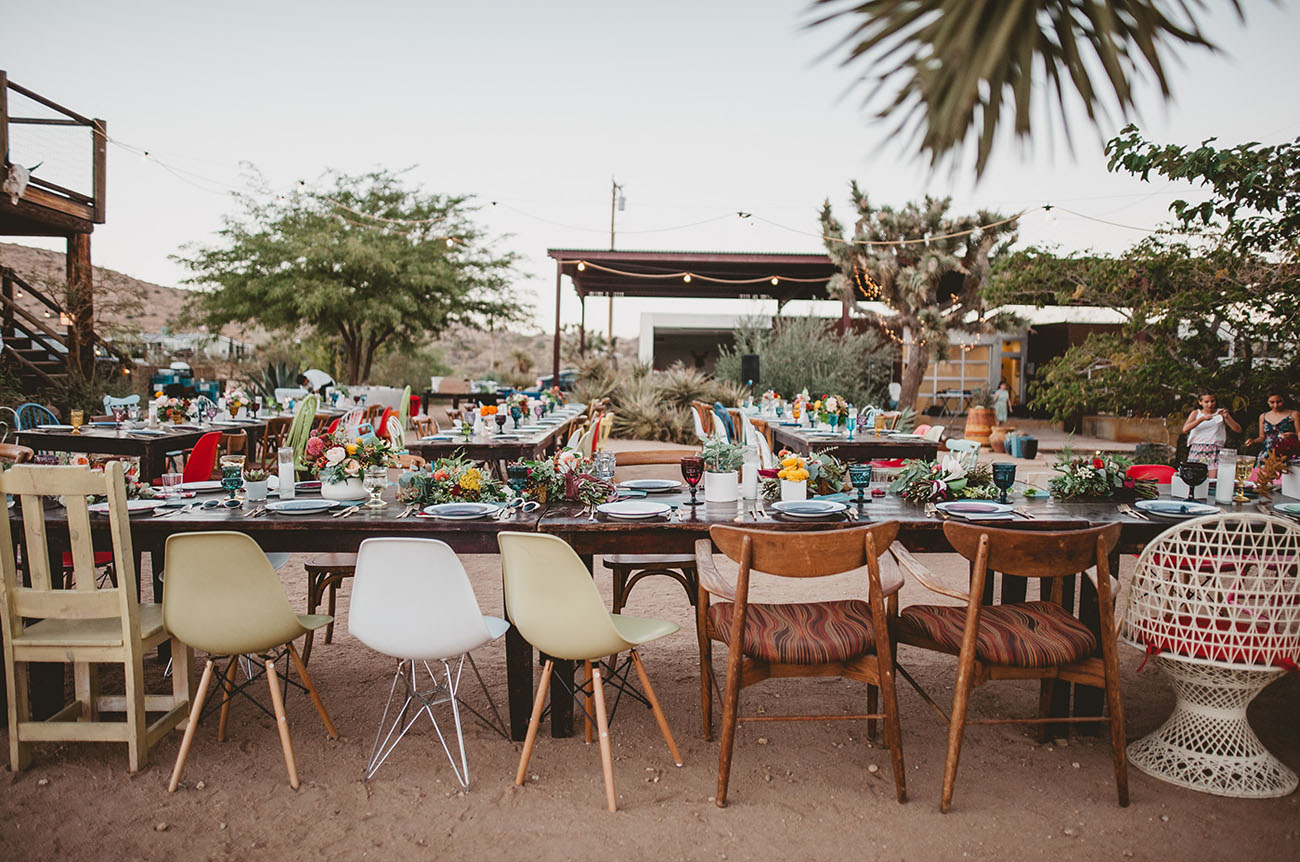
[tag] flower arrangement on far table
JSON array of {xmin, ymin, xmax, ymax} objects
[
  {"xmin": 223, "ymin": 385, "xmax": 250, "ymax": 408},
  {"xmin": 154, "ymin": 395, "xmax": 192, "ymax": 424},
  {"xmin": 505, "ymin": 392, "xmax": 530, "ymax": 411},
  {"xmin": 889, "ymin": 455, "xmax": 998, "ymax": 504},
  {"xmin": 814, "ymin": 394, "xmax": 850, "ymax": 426},
  {"xmin": 541, "ymin": 386, "xmax": 566, "ymax": 407},
  {"xmin": 1047, "ymin": 448, "xmax": 1154, "ymax": 500},
  {"xmin": 303, "ymin": 428, "xmax": 398, "ymax": 484},
  {"xmin": 478, "ymin": 403, "xmax": 499, "ymax": 419},
  {"xmin": 397, "ymin": 455, "xmax": 507, "ymax": 506}
]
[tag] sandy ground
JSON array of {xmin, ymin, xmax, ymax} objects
[{"xmin": 3, "ymin": 457, "xmax": 1297, "ymax": 861}]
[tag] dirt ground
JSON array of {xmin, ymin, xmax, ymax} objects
[{"xmin": 3, "ymin": 459, "xmax": 1298, "ymax": 860}]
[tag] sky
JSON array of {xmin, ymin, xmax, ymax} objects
[{"xmin": 4, "ymin": 1, "xmax": 1299, "ymax": 338}]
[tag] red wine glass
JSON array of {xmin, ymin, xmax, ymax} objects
[{"xmin": 681, "ymin": 455, "xmax": 704, "ymax": 506}]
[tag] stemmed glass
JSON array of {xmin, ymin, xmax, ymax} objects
[
  {"xmin": 992, "ymin": 462, "xmax": 1017, "ymax": 505},
  {"xmin": 848, "ymin": 462, "xmax": 872, "ymax": 506},
  {"xmin": 363, "ymin": 466, "xmax": 388, "ymax": 509},
  {"xmin": 219, "ymin": 455, "xmax": 245, "ymax": 500},
  {"xmin": 510, "ymin": 405, "xmax": 522, "ymax": 430},
  {"xmin": 534, "ymin": 403, "xmax": 544, "ymax": 422},
  {"xmin": 70, "ymin": 409, "xmax": 84, "ymax": 435},
  {"xmin": 495, "ymin": 412, "xmax": 508, "ymax": 434},
  {"xmin": 874, "ymin": 411, "xmax": 886, "ymax": 436},
  {"xmin": 251, "ymin": 397, "xmax": 262, "ymax": 421},
  {"xmin": 846, "ymin": 409, "xmax": 858, "ymax": 440},
  {"xmin": 506, "ymin": 463, "xmax": 530, "ymax": 501},
  {"xmin": 775, "ymin": 402, "xmax": 784, "ymax": 420},
  {"xmin": 1233, "ymin": 457, "xmax": 1252, "ymax": 504},
  {"xmin": 827, "ymin": 412, "xmax": 839, "ymax": 434},
  {"xmin": 111, "ymin": 404, "xmax": 126, "ymax": 432},
  {"xmin": 681, "ymin": 455, "xmax": 704, "ymax": 506},
  {"xmin": 1177, "ymin": 460, "xmax": 1209, "ymax": 502}
]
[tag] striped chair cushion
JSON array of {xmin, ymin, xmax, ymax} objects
[
  {"xmin": 707, "ymin": 600, "xmax": 877, "ymax": 665},
  {"xmin": 898, "ymin": 601, "xmax": 1096, "ymax": 667}
]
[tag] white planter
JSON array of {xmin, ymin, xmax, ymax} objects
[
  {"xmin": 704, "ymin": 471, "xmax": 739, "ymax": 503},
  {"xmin": 320, "ymin": 477, "xmax": 367, "ymax": 502},
  {"xmin": 244, "ymin": 479, "xmax": 269, "ymax": 502},
  {"xmin": 1282, "ymin": 464, "xmax": 1300, "ymax": 500},
  {"xmin": 780, "ymin": 479, "xmax": 807, "ymax": 502}
]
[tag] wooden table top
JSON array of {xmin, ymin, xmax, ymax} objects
[
  {"xmin": 768, "ymin": 424, "xmax": 941, "ymax": 461},
  {"xmin": 406, "ymin": 411, "xmax": 585, "ymax": 461}
]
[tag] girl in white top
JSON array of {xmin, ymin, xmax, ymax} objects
[{"xmin": 1182, "ymin": 392, "xmax": 1241, "ymax": 464}]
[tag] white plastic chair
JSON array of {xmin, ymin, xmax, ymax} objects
[
  {"xmin": 690, "ymin": 407, "xmax": 712, "ymax": 445},
  {"xmin": 923, "ymin": 424, "xmax": 946, "ymax": 443},
  {"xmin": 945, "ymin": 438, "xmax": 981, "ymax": 470},
  {"xmin": 383, "ymin": 414, "xmax": 405, "ymax": 448},
  {"xmin": 746, "ymin": 418, "xmax": 775, "ymax": 469},
  {"xmin": 337, "ymin": 406, "xmax": 364, "ymax": 436},
  {"xmin": 348, "ymin": 538, "xmax": 510, "ymax": 785}
]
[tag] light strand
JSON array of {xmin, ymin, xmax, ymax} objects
[{"xmin": 567, "ymin": 259, "xmax": 828, "ymax": 285}]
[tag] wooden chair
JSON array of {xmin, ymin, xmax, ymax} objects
[
  {"xmin": 696, "ymin": 522, "xmax": 907, "ymax": 807},
  {"xmin": 892, "ymin": 521, "xmax": 1127, "ymax": 812},
  {"xmin": 259, "ymin": 417, "xmax": 293, "ymax": 467},
  {"xmin": 0, "ymin": 442, "xmax": 34, "ymax": 464},
  {"xmin": 411, "ymin": 415, "xmax": 438, "ymax": 438},
  {"xmin": 301, "ymin": 554, "xmax": 357, "ymax": 663},
  {"xmin": 0, "ymin": 462, "xmax": 192, "ymax": 771},
  {"xmin": 397, "ymin": 452, "xmax": 427, "ymax": 470}
]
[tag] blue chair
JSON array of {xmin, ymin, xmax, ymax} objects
[
  {"xmin": 15, "ymin": 403, "xmax": 58, "ymax": 430},
  {"xmin": 103, "ymin": 394, "xmax": 141, "ymax": 414},
  {"xmin": 712, "ymin": 402, "xmax": 736, "ymax": 443}
]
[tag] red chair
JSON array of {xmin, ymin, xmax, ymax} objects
[
  {"xmin": 870, "ymin": 459, "xmax": 906, "ymax": 469},
  {"xmin": 326, "ymin": 417, "xmax": 341, "ymax": 434},
  {"xmin": 378, "ymin": 407, "xmax": 396, "ymax": 438},
  {"xmin": 183, "ymin": 432, "xmax": 223, "ymax": 483},
  {"xmin": 1127, "ymin": 464, "xmax": 1176, "ymax": 483}
]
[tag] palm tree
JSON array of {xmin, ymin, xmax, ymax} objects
[{"xmin": 808, "ymin": 1, "xmax": 1242, "ymax": 175}]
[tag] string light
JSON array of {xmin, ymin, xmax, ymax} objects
[
  {"xmin": 770, "ymin": 277, "xmax": 779, "ymax": 286},
  {"xmin": 683, "ymin": 274, "xmax": 692, "ymax": 283},
  {"xmin": 576, "ymin": 262, "xmax": 586, "ymax": 271},
  {"xmin": 569, "ymin": 260, "xmax": 827, "ymax": 285}
]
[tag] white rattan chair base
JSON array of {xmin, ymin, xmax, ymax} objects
[{"xmin": 1128, "ymin": 656, "xmax": 1297, "ymax": 798}]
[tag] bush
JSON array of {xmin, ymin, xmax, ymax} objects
[
  {"xmin": 715, "ymin": 315, "xmax": 895, "ymax": 406},
  {"xmin": 573, "ymin": 361, "xmax": 743, "ymax": 444}
]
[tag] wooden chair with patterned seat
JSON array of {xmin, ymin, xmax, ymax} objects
[
  {"xmin": 891, "ymin": 521, "xmax": 1127, "ymax": 812},
  {"xmin": 695, "ymin": 522, "xmax": 908, "ymax": 807}
]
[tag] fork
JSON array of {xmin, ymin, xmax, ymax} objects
[
  {"xmin": 924, "ymin": 503, "xmax": 937, "ymax": 519},
  {"xmin": 1120, "ymin": 503, "xmax": 1149, "ymax": 521},
  {"xmin": 333, "ymin": 505, "xmax": 361, "ymax": 518},
  {"xmin": 1012, "ymin": 507, "xmax": 1035, "ymax": 519}
]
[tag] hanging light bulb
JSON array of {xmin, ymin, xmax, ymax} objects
[
  {"xmin": 683, "ymin": 274, "xmax": 692, "ymax": 283},
  {"xmin": 576, "ymin": 262, "xmax": 586, "ymax": 272},
  {"xmin": 770, "ymin": 277, "xmax": 779, "ymax": 286},
  {"xmin": 445, "ymin": 237, "xmax": 455, "ymax": 248}
]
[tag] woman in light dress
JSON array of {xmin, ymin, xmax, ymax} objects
[{"xmin": 993, "ymin": 380, "xmax": 1011, "ymax": 424}]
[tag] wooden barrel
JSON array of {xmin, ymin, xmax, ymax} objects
[{"xmin": 964, "ymin": 407, "xmax": 995, "ymax": 445}]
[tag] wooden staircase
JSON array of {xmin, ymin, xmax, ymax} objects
[{"xmin": 1, "ymin": 265, "xmax": 123, "ymax": 389}]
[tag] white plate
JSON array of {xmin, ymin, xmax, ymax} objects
[
  {"xmin": 596, "ymin": 501, "xmax": 671, "ymax": 519},
  {"xmin": 265, "ymin": 499, "xmax": 341, "ymax": 515},
  {"xmin": 1274, "ymin": 503, "xmax": 1300, "ymax": 515},
  {"xmin": 936, "ymin": 501, "xmax": 1015, "ymax": 519},
  {"xmin": 421, "ymin": 435, "xmax": 453, "ymax": 441},
  {"xmin": 422, "ymin": 502, "xmax": 501, "ymax": 519},
  {"xmin": 129, "ymin": 429, "xmax": 167, "ymax": 437},
  {"xmin": 88, "ymin": 499, "xmax": 164, "ymax": 515},
  {"xmin": 1135, "ymin": 499, "xmax": 1220, "ymax": 519},
  {"xmin": 211, "ymin": 420, "xmax": 245, "ymax": 427},
  {"xmin": 618, "ymin": 479, "xmax": 683, "ymax": 494},
  {"xmin": 35, "ymin": 424, "xmax": 74, "ymax": 431},
  {"xmin": 770, "ymin": 500, "xmax": 849, "ymax": 518},
  {"xmin": 181, "ymin": 480, "xmax": 224, "ymax": 493}
]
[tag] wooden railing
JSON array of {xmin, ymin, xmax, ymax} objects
[
  {"xmin": 0, "ymin": 266, "xmax": 128, "ymax": 382},
  {"xmin": 1, "ymin": 70, "xmax": 106, "ymax": 225}
]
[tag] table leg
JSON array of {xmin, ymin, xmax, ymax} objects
[
  {"xmin": 150, "ymin": 546, "xmax": 171, "ymax": 666},
  {"xmin": 505, "ymin": 624, "xmax": 533, "ymax": 742},
  {"xmin": 544, "ymin": 553, "xmax": 596, "ymax": 739}
]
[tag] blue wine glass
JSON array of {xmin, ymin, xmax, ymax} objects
[{"xmin": 991, "ymin": 462, "xmax": 1017, "ymax": 504}]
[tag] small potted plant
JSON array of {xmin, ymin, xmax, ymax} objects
[
  {"xmin": 777, "ymin": 453, "xmax": 810, "ymax": 501},
  {"xmin": 701, "ymin": 438, "xmax": 743, "ymax": 503},
  {"xmin": 964, "ymin": 387, "xmax": 995, "ymax": 445},
  {"xmin": 243, "ymin": 466, "xmax": 270, "ymax": 502}
]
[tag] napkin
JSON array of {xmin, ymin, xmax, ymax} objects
[
  {"xmin": 812, "ymin": 492, "xmax": 851, "ymax": 504},
  {"xmin": 616, "ymin": 489, "xmax": 648, "ymax": 499}
]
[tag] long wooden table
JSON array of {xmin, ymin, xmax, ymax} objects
[
  {"xmin": 16, "ymin": 485, "xmax": 1268, "ymax": 742},
  {"xmin": 769, "ymin": 424, "xmax": 941, "ymax": 462},
  {"xmin": 406, "ymin": 411, "xmax": 585, "ymax": 473}
]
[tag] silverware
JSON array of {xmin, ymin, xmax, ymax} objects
[
  {"xmin": 924, "ymin": 503, "xmax": 937, "ymax": 519},
  {"xmin": 333, "ymin": 505, "xmax": 360, "ymax": 518},
  {"xmin": 1120, "ymin": 503, "xmax": 1149, "ymax": 521},
  {"xmin": 755, "ymin": 499, "xmax": 767, "ymax": 519},
  {"xmin": 1012, "ymin": 507, "xmax": 1035, "ymax": 519}
]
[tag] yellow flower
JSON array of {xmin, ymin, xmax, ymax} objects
[
  {"xmin": 345, "ymin": 443, "xmax": 358, "ymax": 455},
  {"xmin": 459, "ymin": 468, "xmax": 482, "ymax": 492},
  {"xmin": 154, "ymin": 390, "xmax": 163, "ymax": 398}
]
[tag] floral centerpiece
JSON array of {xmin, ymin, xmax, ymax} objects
[
  {"xmin": 397, "ymin": 455, "xmax": 508, "ymax": 507},
  {"xmin": 541, "ymin": 386, "xmax": 566, "ymax": 408},
  {"xmin": 154, "ymin": 394, "xmax": 192, "ymax": 424},
  {"xmin": 223, "ymin": 385, "xmax": 250, "ymax": 408},
  {"xmin": 1254, "ymin": 436, "xmax": 1300, "ymax": 500},
  {"xmin": 814, "ymin": 395, "xmax": 850, "ymax": 427},
  {"xmin": 775, "ymin": 451, "xmax": 811, "ymax": 501},
  {"xmin": 506, "ymin": 392, "xmax": 530, "ymax": 411},
  {"xmin": 517, "ymin": 448, "xmax": 615, "ymax": 506},
  {"xmin": 889, "ymin": 455, "xmax": 998, "ymax": 504},
  {"xmin": 1048, "ymin": 449, "xmax": 1155, "ymax": 501},
  {"xmin": 304, "ymin": 428, "xmax": 398, "ymax": 500}
]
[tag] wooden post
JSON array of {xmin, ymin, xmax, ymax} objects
[
  {"xmin": 2, "ymin": 271, "xmax": 13, "ymax": 345},
  {"xmin": 92, "ymin": 118, "xmax": 107, "ymax": 223},
  {"xmin": 1, "ymin": 70, "xmax": 9, "ymax": 176},
  {"xmin": 65, "ymin": 233, "xmax": 94, "ymax": 379},
  {"xmin": 579, "ymin": 293, "xmax": 586, "ymax": 355},
  {"xmin": 839, "ymin": 290, "xmax": 850, "ymax": 335},
  {"xmin": 552, "ymin": 261, "xmax": 562, "ymax": 384}
]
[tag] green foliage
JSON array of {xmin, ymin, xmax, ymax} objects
[
  {"xmin": 820, "ymin": 192, "xmax": 1016, "ymax": 408},
  {"xmin": 176, "ymin": 168, "xmax": 527, "ymax": 384},
  {"xmin": 574, "ymin": 361, "xmax": 740, "ymax": 444},
  {"xmin": 1048, "ymin": 448, "xmax": 1156, "ymax": 500},
  {"xmin": 367, "ymin": 344, "xmax": 452, "ymax": 393},
  {"xmin": 809, "ymin": 1, "xmax": 1236, "ymax": 176},
  {"xmin": 701, "ymin": 439, "xmax": 743, "ymax": 472},
  {"xmin": 715, "ymin": 315, "xmax": 894, "ymax": 407},
  {"xmin": 248, "ymin": 360, "xmax": 301, "ymax": 404},
  {"xmin": 967, "ymin": 387, "xmax": 992, "ymax": 409}
]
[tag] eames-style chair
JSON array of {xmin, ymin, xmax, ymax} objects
[
  {"xmin": 499, "ymin": 532, "xmax": 683, "ymax": 811},
  {"xmin": 696, "ymin": 523, "xmax": 907, "ymax": 806},
  {"xmin": 164, "ymin": 531, "xmax": 338, "ymax": 791},
  {"xmin": 349, "ymin": 538, "xmax": 509, "ymax": 784},
  {"xmin": 893, "ymin": 521, "xmax": 1127, "ymax": 812},
  {"xmin": 1, "ymin": 462, "xmax": 192, "ymax": 772}
]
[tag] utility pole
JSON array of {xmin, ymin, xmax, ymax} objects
[{"xmin": 608, "ymin": 177, "xmax": 624, "ymax": 359}]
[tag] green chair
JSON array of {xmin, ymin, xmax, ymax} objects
[
  {"xmin": 287, "ymin": 394, "xmax": 319, "ymax": 473},
  {"xmin": 498, "ymin": 531, "xmax": 682, "ymax": 812},
  {"xmin": 163, "ymin": 531, "xmax": 338, "ymax": 791},
  {"xmin": 398, "ymin": 384, "xmax": 412, "ymax": 431}
]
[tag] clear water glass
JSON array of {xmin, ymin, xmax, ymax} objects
[
  {"xmin": 363, "ymin": 466, "xmax": 387, "ymax": 509},
  {"xmin": 161, "ymin": 471, "xmax": 182, "ymax": 498},
  {"xmin": 594, "ymin": 451, "xmax": 617, "ymax": 483}
]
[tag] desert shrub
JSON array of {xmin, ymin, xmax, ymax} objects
[
  {"xmin": 715, "ymin": 315, "xmax": 895, "ymax": 406},
  {"xmin": 366, "ymin": 344, "xmax": 452, "ymax": 392},
  {"xmin": 573, "ymin": 361, "xmax": 742, "ymax": 444}
]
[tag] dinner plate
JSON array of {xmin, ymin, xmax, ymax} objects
[
  {"xmin": 265, "ymin": 499, "xmax": 341, "ymax": 515},
  {"xmin": 1135, "ymin": 499, "xmax": 1220, "ymax": 519},
  {"xmin": 422, "ymin": 502, "xmax": 501, "ymax": 520},
  {"xmin": 181, "ymin": 480, "xmax": 224, "ymax": 493},
  {"xmin": 88, "ymin": 499, "xmax": 164, "ymax": 515},
  {"xmin": 770, "ymin": 500, "xmax": 849, "ymax": 519},
  {"xmin": 421, "ymin": 435, "xmax": 453, "ymax": 441},
  {"xmin": 89, "ymin": 421, "xmax": 119, "ymax": 428},
  {"xmin": 596, "ymin": 501, "xmax": 671, "ymax": 520},
  {"xmin": 618, "ymin": 479, "xmax": 684, "ymax": 494},
  {"xmin": 211, "ymin": 420, "xmax": 245, "ymax": 427},
  {"xmin": 1273, "ymin": 503, "xmax": 1300, "ymax": 515},
  {"xmin": 35, "ymin": 424, "xmax": 74, "ymax": 431},
  {"xmin": 941, "ymin": 499, "xmax": 1019, "ymax": 520},
  {"xmin": 129, "ymin": 429, "xmax": 167, "ymax": 437}
]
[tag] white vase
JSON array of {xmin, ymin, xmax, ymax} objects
[
  {"xmin": 703, "ymin": 471, "xmax": 739, "ymax": 503},
  {"xmin": 780, "ymin": 479, "xmax": 807, "ymax": 502},
  {"xmin": 244, "ymin": 479, "xmax": 269, "ymax": 502},
  {"xmin": 320, "ymin": 477, "xmax": 367, "ymax": 502},
  {"xmin": 1282, "ymin": 464, "xmax": 1300, "ymax": 500}
]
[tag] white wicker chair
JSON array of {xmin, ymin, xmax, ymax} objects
[{"xmin": 1122, "ymin": 513, "xmax": 1300, "ymax": 798}]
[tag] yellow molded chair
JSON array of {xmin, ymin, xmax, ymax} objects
[
  {"xmin": 163, "ymin": 531, "xmax": 339, "ymax": 791},
  {"xmin": 498, "ymin": 531, "xmax": 682, "ymax": 811},
  {"xmin": 0, "ymin": 462, "xmax": 192, "ymax": 772}
]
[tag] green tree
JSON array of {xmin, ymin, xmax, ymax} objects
[
  {"xmin": 819, "ymin": 189, "xmax": 1017, "ymax": 409},
  {"xmin": 176, "ymin": 168, "xmax": 527, "ymax": 383},
  {"xmin": 809, "ymin": 1, "xmax": 1241, "ymax": 175}
]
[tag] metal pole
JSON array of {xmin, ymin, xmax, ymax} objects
[{"xmin": 552, "ymin": 260, "xmax": 562, "ymax": 384}]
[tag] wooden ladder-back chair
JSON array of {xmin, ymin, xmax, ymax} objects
[
  {"xmin": 892, "ymin": 521, "xmax": 1127, "ymax": 812},
  {"xmin": 696, "ymin": 522, "xmax": 907, "ymax": 807},
  {"xmin": 259, "ymin": 417, "xmax": 293, "ymax": 468},
  {"xmin": 0, "ymin": 462, "xmax": 192, "ymax": 771}
]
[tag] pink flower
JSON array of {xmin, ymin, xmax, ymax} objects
[{"xmin": 305, "ymin": 436, "xmax": 326, "ymax": 457}]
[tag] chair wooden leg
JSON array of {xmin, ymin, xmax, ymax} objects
[
  {"xmin": 125, "ymin": 653, "xmax": 148, "ymax": 772},
  {"xmin": 1037, "ymin": 679, "xmax": 1056, "ymax": 743},
  {"xmin": 583, "ymin": 661, "xmax": 594, "ymax": 744},
  {"xmin": 696, "ymin": 599, "xmax": 713, "ymax": 740},
  {"xmin": 74, "ymin": 662, "xmax": 100, "ymax": 722},
  {"xmin": 940, "ymin": 650, "xmax": 979, "ymax": 813},
  {"xmin": 611, "ymin": 567, "xmax": 627, "ymax": 615},
  {"xmin": 630, "ymin": 650, "xmax": 683, "ymax": 766},
  {"xmin": 265, "ymin": 657, "xmax": 299, "ymax": 790},
  {"xmin": 1100, "ymin": 645, "xmax": 1130, "ymax": 806},
  {"xmin": 217, "ymin": 657, "xmax": 239, "ymax": 742},
  {"xmin": 325, "ymin": 583, "xmax": 338, "ymax": 644},
  {"xmin": 169, "ymin": 660, "xmax": 215, "ymax": 792},
  {"xmin": 715, "ymin": 642, "xmax": 744, "ymax": 807},
  {"xmin": 877, "ymin": 658, "xmax": 908, "ymax": 804},
  {"xmin": 591, "ymin": 665, "xmax": 617, "ymax": 812},
  {"xmin": 866, "ymin": 684, "xmax": 878, "ymax": 742},
  {"xmin": 288, "ymin": 642, "xmax": 338, "ymax": 739},
  {"xmin": 515, "ymin": 659, "xmax": 553, "ymax": 786},
  {"xmin": 8, "ymin": 659, "xmax": 33, "ymax": 771}
]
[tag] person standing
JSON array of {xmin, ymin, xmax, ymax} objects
[
  {"xmin": 1245, "ymin": 391, "xmax": 1299, "ymax": 459},
  {"xmin": 993, "ymin": 380, "xmax": 1011, "ymax": 424},
  {"xmin": 1182, "ymin": 392, "xmax": 1242, "ymax": 464}
]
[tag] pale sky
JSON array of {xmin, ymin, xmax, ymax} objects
[{"xmin": 4, "ymin": 1, "xmax": 1298, "ymax": 337}]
